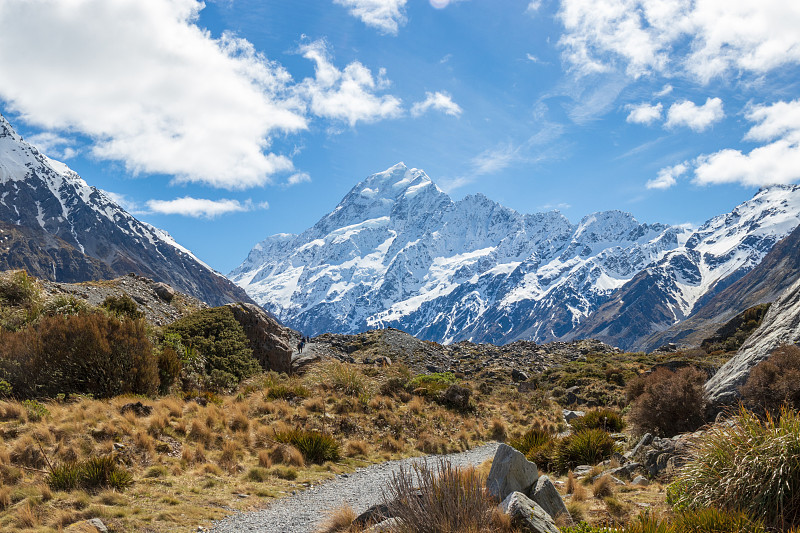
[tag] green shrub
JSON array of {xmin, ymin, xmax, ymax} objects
[
  {"xmin": 164, "ymin": 307, "xmax": 259, "ymax": 388},
  {"xmin": 48, "ymin": 462, "xmax": 81, "ymax": 491},
  {"xmin": 408, "ymin": 372, "xmax": 458, "ymax": 396},
  {"xmin": 740, "ymin": 344, "xmax": 800, "ymax": 416},
  {"xmin": 571, "ymin": 408, "xmax": 625, "ymax": 433},
  {"xmin": 0, "ymin": 312, "xmax": 158, "ymax": 398},
  {"xmin": 273, "ymin": 428, "xmax": 340, "ymax": 464},
  {"xmin": 672, "ymin": 406, "xmax": 800, "ymax": 529},
  {"xmin": 508, "ymin": 427, "xmax": 556, "ymax": 472},
  {"xmin": 157, "ymin": 346, "xmax": 182, "ymax": 395},
  {"xmin": 101, "ymin": 294, "xmax": 144, "ymax": 319},
  {"xmin": 555, "ymin": 429, "xmax": 617, "ymax": 473},
  {"xmin": 42, "ymin": 295, "xmax": 90, "ymax": 317},
  {"xmin": 627, "ymin": 367, "xmax": 707, "ymax": 437},
  {"xmin": 22, "ymin": 399, "xmax": 49, "ymax": 421},
  {"xmin": 0, "ymin": 270, "xmax": 41, "ymax": 308},
  {"xmin": 266, "ymin": 384, "xmax": 310, "ymax": 400}
]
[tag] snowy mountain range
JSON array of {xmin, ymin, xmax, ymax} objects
[
  {"xmin": 231, "ymin": 163, "xmax": 710, "ymax": 343},
  {"xmin": 0, "ymin": 113, "xmax": 250, "ymax": 306}
]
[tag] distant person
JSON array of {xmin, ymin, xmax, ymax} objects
[{"xmin": 297, "ymin": 340, "xmax": 303, "ymax": 354}]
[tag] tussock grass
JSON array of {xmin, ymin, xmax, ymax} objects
[{"xmin": 672, "ymin": 406, "xmax": 800, "ymax": 529}]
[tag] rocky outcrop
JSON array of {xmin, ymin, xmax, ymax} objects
[
  {"xmin": 706, "ymin": 275, "xmax": 800, "ymax": 404},
  {"xmin": 225, "ymin": 303, "xmax": 295, "ymax": 374},
  {"xmin": 486, "ymin": 444, "xmax": 539, "ymax": 501},
  {"xmin": 499, "ymin": 492, "xmax": 560, "ymax": 533},
  {"xmin": 626, "ymin": 433, "xmax": 690, "ymax": 477},
  {"xmin": 532, "ymin": 476, "xmax": 571, "ymax": 524}
]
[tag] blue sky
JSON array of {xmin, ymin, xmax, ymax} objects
[{"xmin": 0, "ymin": 0, "xmax": 799, "ymax": 273}]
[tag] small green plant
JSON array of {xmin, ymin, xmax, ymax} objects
[
  {"xmin": 570, "ymin": 408, "xmax": 625, "ymax": 433},
  {"xmin": 48, "ymin": 456, "xmax": 133, "ymax": 492},
  {"xmin": 273, "ymin": 429, "xmax": 340, "ymax": 464},
  {"xmin": 408, "ymin": 372, "xmax": 458, "ymax": 396},
  {"xmin": 555, "ymin": 428, "xmax": 617, "ymax": 473},
  {"xmin": 22, "ymin": 399, "xmax": 49, "ymax": 422},
  {"xmin": 101, "ymin": 294, "xmax": 144, "ymax": 319}
]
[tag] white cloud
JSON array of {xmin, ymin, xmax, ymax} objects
[
  {"xmin": 102, "ymin": 191, "xmax": 143, "ymax": 214},
  {"xmin": 0, "ymin": 0, "xmax": 309, "ymax": 190},
  {"xmin": 471, "ymin": 144, "xmax": 517, "ymax": 175},
  {"xmin": 527, "ymin": 1, "xmax": 543, "ymax": 13},
  {"xmin": 665, "ymin": 97, "xmax": 724, "ymax": 131},
  {"xmin": 655, "ymin": 84, "xmax": 673, "ymax": 97},
  {"xmin": 557, "ymin": 0, "xmax": 800, "ymax": 82},
  {"xmin": 26, "ymin": 132, "xmax": 79, "ymax": 160},
  {"xmin": 526, "ymin": 53, "xmax": 542, "ymax": 64},
  {"xmin": 146, "ymin": 197, "xmax": 258, "ymax": 218},
  {"xmin": 626, "ymin": 102, "xmax": 662, "ymax": 125},
  {"xmin": 297, "ymin": 40, "xmax": 403, "ymax": 127},
  {"xmin": 333, "ymin": 0, "xmax": 407, "ymax": 35},
  {"xmin": 647, "ymin": 162, "xmax": 687, "ymax": 189},
  {"xmin": 286, "ymin": 172, "xmax": 312, "ymax": 186},
  {"xmin": 410, "ymin": 91, "xmax": 462, "ymax": 117},
  {"xmin": 693, "ymin": 99, "xmax": 800, "ymax": 187}
]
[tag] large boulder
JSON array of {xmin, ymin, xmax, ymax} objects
[
  {"xmin": 532, "ymin": 475, "xmax": 571, "ymax": 524},
  {"xmin": 225, "ymin": 303, "xmax": 294, "ymax": 374},
  {"xmin": 499, "ymin": 492, "xmax": 560, "ymax": 533},
  {"xmin": 486, "ymin": 443, "xmax": 539, "ymax": 502}
]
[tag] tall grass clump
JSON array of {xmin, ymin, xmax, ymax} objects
[
  {"xmin": 672, "ymin": 406, "xmax": 800, "ymax": 529},
  {"xmin": 570, "ymin": 408, "xmax": 625, "ymax": 433},
  {"xmin": 508, "ymin": 426, "xmax": 556, "ymax": 471},
  {"xmin": 384, "ymin": 459, "xmax": 508, "ymax": 533},
  {"xmin": 313, "ymin": 361, "xmax": 370, "ymax": 397},
  {"xmin": 273, "ymin": 428, "xmax": 340, "ymax": 464},
  {"xmin": 555, "ymin": 428, "xmax": 617, "ymax": 473}
]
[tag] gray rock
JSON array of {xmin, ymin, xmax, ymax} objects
[
  {"xmin": 572, "ymin": 465, "xmax": 593, "ymax": 476},
  {"xmin": 632, "ymin": 475, "xmax": 649, "ymax": 486},
  {"xmin": 512, "ymin": 369, "xmax": 530, "ymax": 382},
  {"xmin": 86, "ymin": 518, "xmax": 109, "ymax": 533},
  {"xmin": 152, "ymin": 281, "xmax": 175, "ymax": 302},
  {"xmin": 531, "ymin": 475, "xmax": 571, "ymax": 524},
  {"xmin": 562, "ymin": 409, "xmax": 585, "ymax": 422},
  {"xmin": 225, "ymin": 302, "xmax": 293, "ymax": 374},
  {"xmin": 565, "ymin": 386, "xmax": 580, "ymax": 405},
  {"xmin": 630, "ymin": 433, "xmax": 653, "ymax": 459},
  {"xmin": 499, "ymin": 492, "xmax": 560, "ymax": 533},
  {"xmin": 486, "ymin": 443, "xmax": 539, "ymax": 501},
  {"xmin": 365, "ymin": 518, "xmax": 401, "ymax": 532},
  {"xmin": 706, "ymin": 277, "xmax": 800, "ymax": 405}
]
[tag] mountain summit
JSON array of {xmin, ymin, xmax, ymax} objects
[
  {"xmin": 230, "ymin": 163, "xmax": 689, "ymax": 343},
  {"xmin": 0, "ymin": 114, "xmax": 251, "ymax": 306}
]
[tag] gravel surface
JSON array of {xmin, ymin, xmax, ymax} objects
[{"xmin": 209, "ymin": 442, "xmax": 500, "ymax": 533}]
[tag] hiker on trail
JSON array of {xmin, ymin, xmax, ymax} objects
[{"xmin": 297, "ymin": 340, "xmax": 303, "ymax": 354}]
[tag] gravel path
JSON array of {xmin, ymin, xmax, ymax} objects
[{"xmin": 209, "ymin": 442, "xmax": 500, "ymax": 533}]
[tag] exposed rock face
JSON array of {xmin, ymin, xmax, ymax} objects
[
  {"xmin": 706, "ymin": 275, "xmax": 800, "ymax": 404},
  {"xmin": 225, "ymin": 302, "xmax": 294, "ymax": 374},
  {"xmin": 486, "ymin": 444, "xmax": 539, "ymax": 502},
  {"xmin": 499, "ymin": 492, "xmax": 560, "ymax": 533},
  {"xmin": 0, "ymin": 113, "xmax": 251, "ymax": 306}
]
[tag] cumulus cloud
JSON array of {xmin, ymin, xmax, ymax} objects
[
  {"xmin": 557, "ymin": 0, "xmax": 800, "ymax": 82},
  {"xmin": 693, "ymin": 99, "xmax": 800, "ymax": 187},
  {"xmin": 146, "ymin": 197, "xmax": 259, "ymax": 218},
  {"xmin": 297, "ymin": 40, "xmax": 403, "ymax": 127},
  {"xmin": 333, "ymin": 0, "xmax": 407, "ymax": 35},
  {"xmin": 626, "ymin": 102, "xmax": 662, "ymax": 125},
  {"xmin": 665, "ymin": 98, "xmax": 724, "ymax": 131},
  {"xmin": 286, "ymin": 172, "xmax": 312, "ymax": 186},
  {"xmin": 0, "ymin": 0, "xmax": 309, "ymax": 189},
  {"xmin": 647, "ymin": 162, "xmax": 687, "ymax": 189},
  {"xmin": 410, "ymin": 91, "xmax": 462, "ymax": 117}
]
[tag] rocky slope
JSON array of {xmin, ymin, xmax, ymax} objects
[
  {"xmin": 566, "ymin": 186, "xmax": 800, "ymax": 350},
  {"xmin": 0, "ymin": 114, "xmax": 251, "ymax": 306},
  {"xmin": 706, "ymin": 274, "xmax": 800, "ymax": 404},
  {"xmin": 638, "ymin": 223, "xmax": 800, "ymax": 352},
  {"xmin": 231, "ymin": 163, "xmax": 687, "ymax": 344}
]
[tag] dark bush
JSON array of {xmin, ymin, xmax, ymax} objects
[
  {"xmin": 157, "ymin": 346, "xmax": 182, "ymax": 395},
  {"xmin": 508, "ymin": 426, "xmax": 556, "ymax": 472},
  {"xmin": 740, "ymin": 344, "xmax": 800, "ymax": 416},
  {"xmin": 0, "ymin": 312, "xmax": 158, "ymax": 398},
  {"xmin": 164, "ymin": 307, "xmax": 259, "ymax": 387},
  {"xmin": 101, "ymin": 294, "xmax": 143, "ymax": 319},
  {"xmin": 627, "ymin": 367, "xmax": 707, "ymax": 437}
]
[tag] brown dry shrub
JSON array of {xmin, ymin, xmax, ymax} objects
[
  {"xmin": 269, "ymin": 444, "xmax": 304, "ymax": 467},
  {"xmin": 741, "ymin": 344, "xmax": 800, "ymax": 416},
  {"xmin": 318, "ymin": 504, "xmax": 357, "ymax": 533},
  {"xmin": 345, "ymin": 440, "xmax": 369, "ymax": 457},
  {"xmin": 10, "ymin": 434, "xmax": 46, "ymax": 468},
  {"xmin": 257, "ymin": 449, "xmax": 272, "ymax": 468},
  {"xmin": 627, "ymin": 366, "xmax": 708, "ymax": 437},
  {"xmin": 380, "ymin": 436, "xmax": 403, "ymax": 453},
  {"xmin": 490, "ymin": 418, "xmax": 507, "ymax": 442},
  {"xmin": 592, "ymin": 475, "xmax": 615, "ymax": 498}
]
